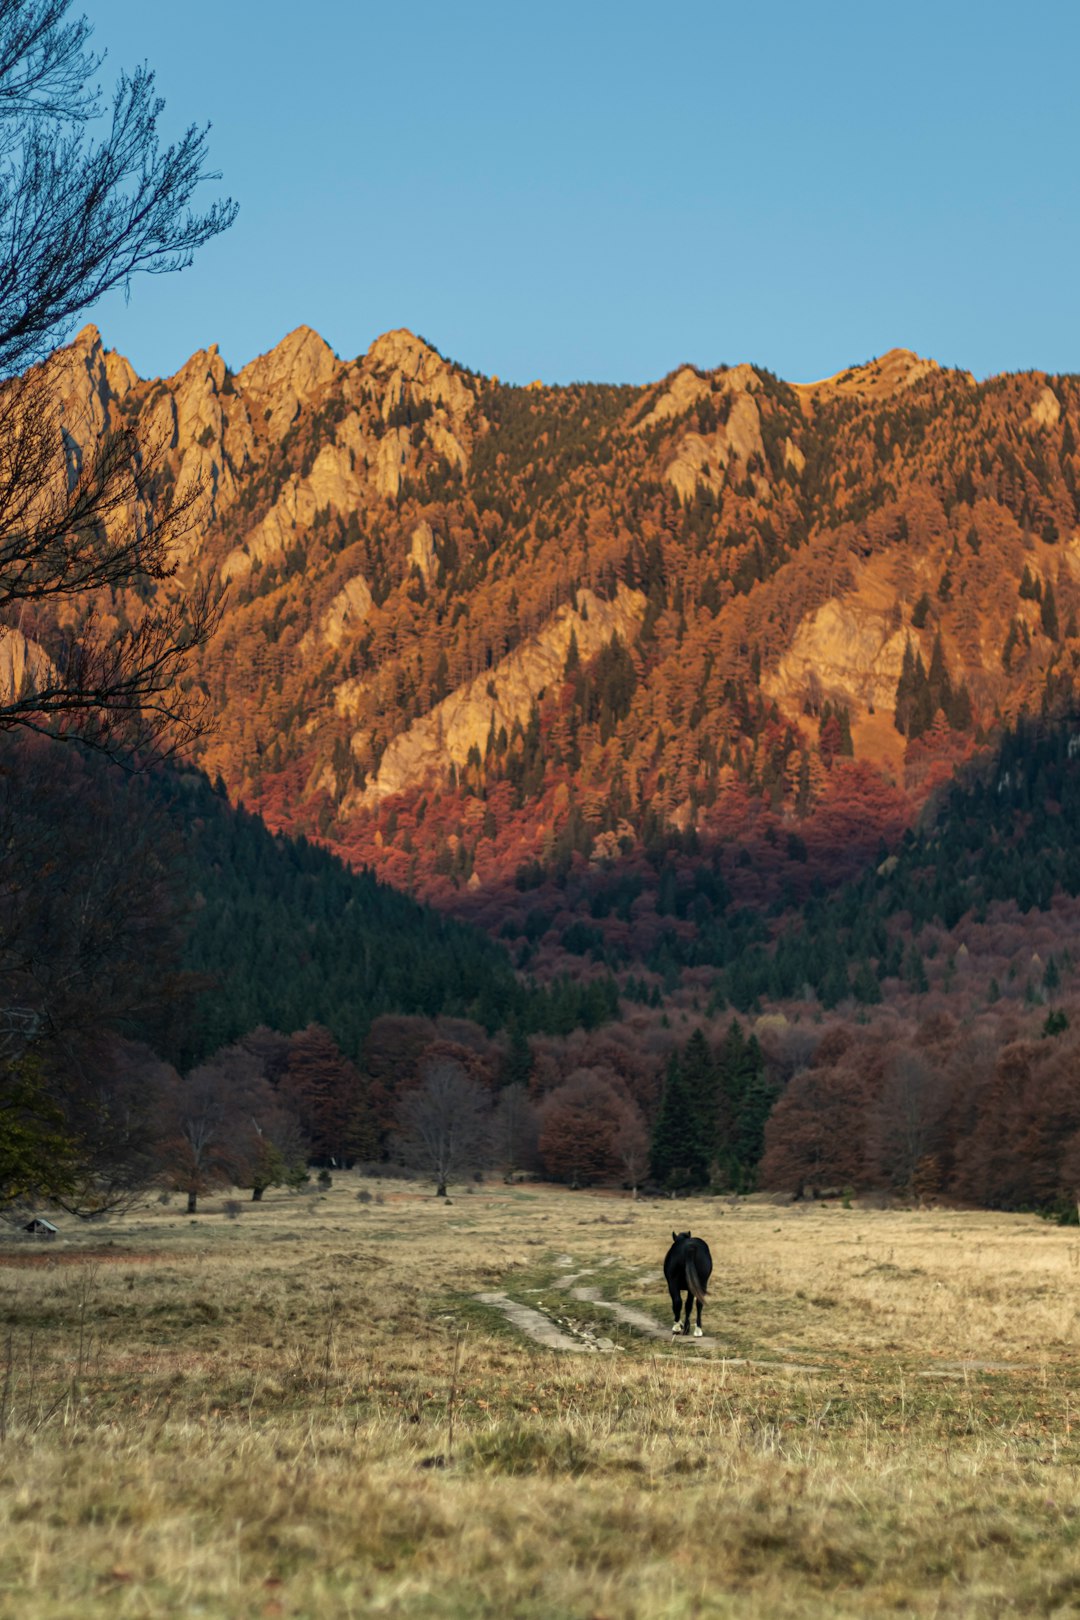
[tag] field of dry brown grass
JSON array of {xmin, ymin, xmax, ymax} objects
[{"xmin": 3, "ymin": 1179, "xmax": 1080, "ymax": 1618}]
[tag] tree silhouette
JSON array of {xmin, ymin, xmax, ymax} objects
[
  {"xmin": 0, "ymin": 0, "xmax": 235, "ymax": 754},
  {"xmin": 280, "ymin": 1024, "xmax": 365, "ymax": 1167},
  {"xmin": 155, "ymin": 1063, "xmax": 250, "ymax": 1214},
  {"xmin": 538, "ymin": 1068, "xmax": 626, "ymax": 1187},
  {"xmin": 393, "ymin": 1058, "xmax": 491, "ymax": 1197},
  {"xmin": 490, "ymin": 1082, "xmax": 539, "ymax": 1181},
  {"xmin": 650, "ymin": 1040, "xmax": 714, "ymax": 1188}
]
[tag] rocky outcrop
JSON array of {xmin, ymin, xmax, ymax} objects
[
  {"xmin": 665, "ymin": 390, "xmax": 766, "ymax": 503},
  {"xmin": 365, "ymin": 328, "xmax": 476, "ymax": 427},
  {"xmin": 1028, "ymin": 386, "xmax": 1061, "ymax": 432},
  {"xmin": 764, "ymin": 598, "xmax": 910, "ymax": 714},
  {"xmin": 347, "ymin": 584, "xmax": 647, "ymax": 807},
  {"xmin": 169, "ymin": 344, "xmax": 257, "ymax": 542},
  {"xmin": 221, "ymin": 428, "xmax": 367, "ymax": 581},
  {"xmin": 333, "ymin": 675, "xmax": 370, "ymax": 719},
  {"xmin": 784, "ymin": 436, "xmax": 806, "ymax": 474},
  {"xmin": 633, "ymin": 366, "xmax": 712, "ymax": 432},
  {"xmin": 237, "ymin": 326, "xmax": 339, "ymax": 439},
  {"xmin": 0, "ymin": 627, "xmax": 54, "ymax": 703},
  {"xmin": 794, "ymin": 348, "xmax": 940, "ymax": 403},
  {"xmin": 370, "ymin": 426, "xmax": 411, "ymax": 499},
  {"xmin": 306, "ymin": 574, "xmax": 373, "ymax": 653},
  {"xmin": 409, "ymin": 521, "xmax": 437, "ymax": 580},
  {"xmin": 46, "ymin": 326, "xmax": 130, "ymax": 481}
]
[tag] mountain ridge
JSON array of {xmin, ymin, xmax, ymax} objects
[{"xmin": 14, "ymin": 320, "xmax": 1080, "ymax": 981}]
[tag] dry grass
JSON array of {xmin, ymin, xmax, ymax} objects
[{"xmin": 3, "ymin": 1181, "xmax": 1080, "ymax": 1617}]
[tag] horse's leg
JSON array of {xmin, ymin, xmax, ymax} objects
[
  {"xmin": 682, "ymin": 1293, "xmax": 692, "ymax": 1335},
  {"xmin": 669, "ymin": 1282, "xmax": 684, "ymax": 1333},
  {"xmin": 693, "ymin": 1298, "xmax": 704, "ymax": 1337}
]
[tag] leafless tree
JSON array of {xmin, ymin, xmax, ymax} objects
[
  {"xmin": 50, "ymin": 1035, "xmax": 176, "ymax": 1214},
  {"xmin": 612, "ymin": 1101, "xmax": 650, "ymax": 1198},
  {"xmin": 393, "ymin": 1059, "xmax": 492, "ymax": 1198},
  {"xmin": 0, "ymin": 0, "xmax": 235, "ymax": 756},
  {"xmin": 155, "ymin": 1062, "xmax": 254, "ymax": 1214},
  {"xmin": 868, "ymin": 1050, "xmax": 948, "ymax": 1196},
  {"xmin": 246, "ymin": 1104, "xmax": 309, "ymax": 1202},
  {"xmin": 197, "ymin": 1039, "xmax": 308, "ymax": 1199},
  {"xmin": 0, "ymin": 373, "xmax": 221, "ymax": 754},
  {"xmin": 490, "ymin": 1083, "xmax": 539, "ymax": 1182}
]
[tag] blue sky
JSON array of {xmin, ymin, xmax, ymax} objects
[{"xmin": 83, "ymin": 0, "xmax": 1079, "ymax": 386}]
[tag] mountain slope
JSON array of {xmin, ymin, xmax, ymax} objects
[{"xmin": 20, "ymin": 325, "xmax": 1080, "ymax": 972}]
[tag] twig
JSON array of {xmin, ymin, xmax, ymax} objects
[
  {"xmin": 447, "ymin": 1329, "xmax": 466, "ymax": 1461},
  {"xmin": 321, "ymin": 1289, "xmax": 337, "ymax": 1402},
  {"xmin": 0, "ymin": 1327, "xmax": 12, "ymax": 1443}
]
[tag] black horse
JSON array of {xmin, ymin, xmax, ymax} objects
[{"xmin": 664, "ymin": 1231, "xmax": 712, "ymax": 1336}]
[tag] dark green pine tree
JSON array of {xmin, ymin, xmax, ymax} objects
[
  {"xmin": 681, "ymin": 1028, "xmax": 719, "ymax": 1170},
  {"xmin": 714, "ymin": 1017, "xmax": 747, "ymax": 1179},
  {"xmin": 650, "ymin": 1045, "xmax": 713, "ymax": 1188},
  {"xmin": 818, "ymin": 961, "xmax": 851, "ymax": 1009},
  {"xmin": 908, "ymin": 653, "xmax": 934, "ymax": 739},
  {"xmin": 714, "ymin": 1021, "xmax": 773, "ymax": 1190},
  {"xmin": 894, "ymin": 639, "xmax": 918, "ymax": 736},
  {"xmin": 852, "ymin": 957, "xmax": 883, "ymax": 1005},
  {"xmin": 1019, "ymin": 564, "xmax": 1041, "ymax": 601},
  {"xmin": 1041, "ymin": 578, "xmax": 1060, "ymax": 640},
  {"xmin": 905, "ymin": 945, "xmax": 930, "ymax": 994},
  {"xmin": 837, "ymin": 707, "xmax": 855, "ymax": 757},
  {"xmin": 947, "ymin": 681, "xmax": 974, "ymax": 731},
  {"xmin": 927, "ymin": 633, "xmax": 953, "ymax": 715},
  {"xmin": 499, "ymin": 1022, "xmax": 534, "ymax": 1089},
  {"xmin": 731, "ymin": 1034, "xmax": 772, "ymax": 1190}
]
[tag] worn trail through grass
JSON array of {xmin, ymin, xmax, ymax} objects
[{"xmin": 3, "ymin": 1181, "xmax": 1080, "ymax": 1617}]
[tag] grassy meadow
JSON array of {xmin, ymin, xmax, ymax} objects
[{"xmin": 3, "ymin": 1180, "xmax": 1080, "ymax": 1618}]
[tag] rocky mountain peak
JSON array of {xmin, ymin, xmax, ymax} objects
[
  {"xmin": 794, "ymin": 347, "xmax": 941, "ymax": 404},
  {"xmin": 236, "ymin": 326, "xmax": 338, "ymax": 438},
  {"xmin": 364, "ymin": 327, "xmax": 443, "ymax": 377},
  {"xmin": 363, "ymin": 328, "xmax": 477, "ymax": 427}
]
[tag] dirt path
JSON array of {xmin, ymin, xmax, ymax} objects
[
  {"xmin": 917, "ymin": 1359, "xmax": 1035, "ymax": 1379},
  {"xmin": 570, "ymin": 1284, "xmax": 697, "ymax": 1340},
  {"xmin": 474, "ymin": 1291, "xmax": 614, "ymax": 1353},
  {"xmin": 476, "ymin": 1283, "xmax": 835, "ymax": 1373},
  {"xmin": 478, "ymin": 1273, "xmax": 829, "ymax": 1370}
]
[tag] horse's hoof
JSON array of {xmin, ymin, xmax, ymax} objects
[
  {"xmin": 693, "ymin": 1327, "xmax": 703, "ymax": 1337},
  {"xmin": 671, "ymin": 1324, "xmax": 682, "ymax": 1335}
]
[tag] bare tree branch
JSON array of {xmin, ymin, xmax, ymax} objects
[{"xmin": 0, "ymin": 1, "xmax": 234, "ymax": 758}]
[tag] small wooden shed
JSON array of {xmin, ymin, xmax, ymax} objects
[{"xmin": 23, "ymin": 1217, "xmax": 57, "ymax": 1239}]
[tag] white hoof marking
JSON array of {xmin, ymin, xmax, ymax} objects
[{"xmin": 693, "ymin": 1326, "xmax": 703, "ymax": 1337}]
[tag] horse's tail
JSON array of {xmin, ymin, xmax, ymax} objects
[{"xmin": 686, "ymin": 1255, "xmax": 708, "ymax": 1304}]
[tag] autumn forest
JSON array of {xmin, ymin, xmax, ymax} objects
[{"xmin": 8, "ymin": 303, "xmax": 1080, "ymax": 1216}]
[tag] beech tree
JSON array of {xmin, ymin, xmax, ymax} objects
[
  {"xmin": 759, "ymin": 1062, "xmax": 869, "ymax": 1197},
  {"xmin": 612, "ymin": 1099, "xmax": 650, "ymax": 1197},
  {"xmin": 538, "ymin": 1068, "xmax": 625, "ymax": 1188},
  {"xmin": 866, "ymin": 1050, "xmax": 947, "ymax": 1196},
  {"xmin": 0, "ymin": 0, "xmax": 235, "ymax": 754},
  {"xmin": 155, "ymin": 1063, "xmax": 251, "ymax": 1214},
  {"xmin": 490, "ymin": 1082, "xmax": 539, "ymax": 1181},
  {"xmin": 393, "ymin": 1058, "xmax": 491, "ymax": 1198},
  {"xmin": 279, "ymin": 1024, "xmax": 367, "ymax": 1167},
  {"xmin": 181, "ymin": 1039, "xmax": 308, "ymax": 1201}
]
